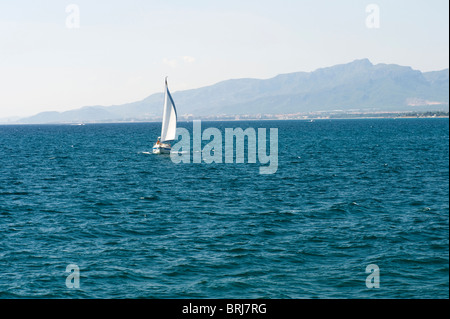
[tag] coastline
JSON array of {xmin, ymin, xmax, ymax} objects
[{"xmin": 1, "ymin": 111, "xmax": 448, "ymax": 125}]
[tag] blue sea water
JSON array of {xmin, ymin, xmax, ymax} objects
[{"xmin": 0, "ymin": 118, "xmax": 448, "ymax": 298}]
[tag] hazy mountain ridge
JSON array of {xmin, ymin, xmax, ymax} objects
[{"xmin": 16, "ymin": 59, "xmax": 449, "ymax": 123}]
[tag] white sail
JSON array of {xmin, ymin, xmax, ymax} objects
[{"xmin": 160, "ymin": 77, "xmax": 177, "ymax": 142}]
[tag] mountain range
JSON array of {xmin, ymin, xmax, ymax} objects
[{"xmin": 15, "ymin": 59, "xmax": 449, "ymax": 124}]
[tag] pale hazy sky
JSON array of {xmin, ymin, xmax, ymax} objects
[{"xmin": 0, "ymin": 0, "xmax": 448, "ymax": 118}]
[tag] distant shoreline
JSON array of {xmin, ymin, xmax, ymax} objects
[
  {"xmin": 1, "ymin": 111, "xmax": 448, "ymax": 125},
  {"xmin": 187, "ymin": 111, "xmax": 449, "ymax": 122}
]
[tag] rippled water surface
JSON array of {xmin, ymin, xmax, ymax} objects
[{"xmin": 0, "ymin": 119, "xmax": 448, "ymax": 298}]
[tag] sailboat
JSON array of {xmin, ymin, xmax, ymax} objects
[{"xmin": 153, "ymin": 77, "xmax": 177, "ymax": 154}]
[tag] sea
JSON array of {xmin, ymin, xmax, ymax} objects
[{"xmin": 0, "ymin": 118, "xmax": 448, "ymax": 299}]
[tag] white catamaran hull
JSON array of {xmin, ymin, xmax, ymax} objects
[{"xmin": 152, "ymin": 143, "xmax": 171, "ymax": 154}]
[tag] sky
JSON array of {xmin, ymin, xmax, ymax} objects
[{"xmin": 0, "ymin": 0, "xmax": 448, "ymax": 118}]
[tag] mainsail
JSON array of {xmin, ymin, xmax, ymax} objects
[{"xmin": 160, "ymin": 77, "xmax": 177, "ymax": 142}]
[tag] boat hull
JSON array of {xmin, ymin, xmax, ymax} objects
[{"xmin": 152, "ymin": 143, "xmax": 171, "ymax": 154}]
